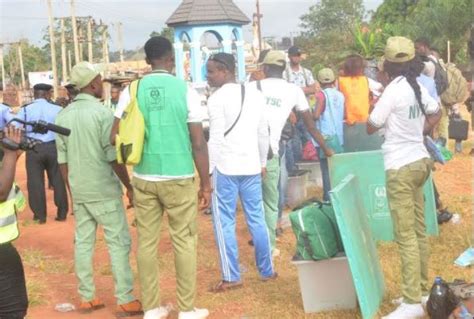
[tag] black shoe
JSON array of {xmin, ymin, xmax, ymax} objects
[
  {"xmin": 33, "ymin": 217, "xmax": 46, "ymax": 224},
  {"xmin": 437, "ymin": 210, "xmax": 453, "ymax": 224},
  {"xmin": 248, "ymin": 239, "xmax": 254, "ymax": 246},
  {"xmin": 55, "ymin": 217, "xmax": 67, "ymax": 222}
]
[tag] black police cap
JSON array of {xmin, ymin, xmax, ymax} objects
[
  {"xmin": 33, "ymin": 83, "xmax": 53, "ymax": 91},
  {"xmin": 288, "ymin": 46, "xmax": 302, "ymax": 56}
]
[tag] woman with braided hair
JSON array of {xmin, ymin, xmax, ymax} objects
[{"xmin": 367, "ymin": 37, "xmax": 442, "ymax": 319}]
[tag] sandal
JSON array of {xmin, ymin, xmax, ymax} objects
[
  {"xmin": 210, "ymin": 280, "xmax": 243, "ymax": 293},
  {"xmin": 78, "ymin": 298, "xmax": 105, "ymax": 314}
]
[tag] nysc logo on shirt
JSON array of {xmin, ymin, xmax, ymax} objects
[
  {"xmin": 408, "ymin": 104, "xmax": 423, "ymax": 119},
  {"xmin": 145, "ymin": 87, "xmax": 165, "ymax": 111},
  {"xmin": 266, "ymin": 96, "xmax": 282, "ymax": 108}
]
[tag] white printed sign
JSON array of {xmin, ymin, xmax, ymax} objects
[{"xmin": 28, "ymin": 71, "xmax": 53, "ymax": 87}]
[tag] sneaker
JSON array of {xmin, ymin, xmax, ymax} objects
[
  {"xmin": 143, "ymin": 306, "xmax": 170, "ymax": 319},
  {"xmin": 178, "ymin": 308, "xmax": 209, "ymax": 319},
  {"xmin": 116, "ymin": 299, "xmax": 143, "ymax": 317},
  {"xmin": 382, "ymin": 303, "xmax": 425, "ymax": 319},
  {"xmin": 437, "ymin": 209, "xmax": 454, "ymax": 224},
  {"xmin": 391, "ymin": 296, "xmax": 429, "ymax": 307}
]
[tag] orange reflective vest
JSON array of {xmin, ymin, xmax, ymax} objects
[{"xmin": 338, "ymin": 76, "xmax": 370, "ymax": 124}]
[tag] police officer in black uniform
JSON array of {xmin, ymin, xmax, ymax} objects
[{"xmin": 14, "ymin": 84, "xmax": 68, "ymax": 223}]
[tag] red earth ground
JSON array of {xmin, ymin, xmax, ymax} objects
[{"xmin": 12, "ymin": 140, "xmax": 473, "ymax": 319}]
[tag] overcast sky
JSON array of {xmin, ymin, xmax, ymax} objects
[{"xmin": 0, "ymin": 0, "xmax": 383, "ymax": 51}]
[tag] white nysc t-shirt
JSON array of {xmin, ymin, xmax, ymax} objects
[
  {"xmin": 249, "ymin": 78, "xmax": 309, "ymax": 154},
  {"xmin": 368, "ymin": 76, "xmax": 440, "ymax": 171}
]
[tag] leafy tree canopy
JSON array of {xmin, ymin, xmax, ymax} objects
[
  {"xmin": 4, "ymin": 40, "xmax": 50, "ymax": 86},
  {"xmin": 300, "ymin": 0, "xmax": 365, "ymax": 37}
]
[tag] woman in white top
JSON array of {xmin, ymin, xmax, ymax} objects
[{"xmin": 367, "ymin": 37, "xmax": 441, "ymax": 319}]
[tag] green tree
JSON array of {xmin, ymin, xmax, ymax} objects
[
  {"xmin": 371, "ymin": 0, "xmax": 471, "ymax": 66},
  {"xmin": 370, "ymin": 0, "xmax": 419, "ymax": 25},
  {"xmin": 4, "ymin": 40, "xmax": 49, "ymax": 86},
  {"xmin": 149, "ymin": 27, "xmax": 175, "ymax": 42},
  {"xmin": 300, "ymin": 0, "xmax": 365, "ymax": 36},
  {"xmin": 297, "ymin": 0, "xmax": 366, "ymax": 72}
]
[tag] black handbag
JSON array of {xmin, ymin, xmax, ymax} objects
[{"xmin": 448, "ymin": 116, "xmax": 469, "ymax": 141}]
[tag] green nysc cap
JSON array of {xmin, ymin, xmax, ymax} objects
[
  {"xmin": 317, "ymin": 68, "xmax": 335, "ymax": 84},
  {"xmin": 69, "ymin": 62, "xmax": 104, "ymax": 89}
]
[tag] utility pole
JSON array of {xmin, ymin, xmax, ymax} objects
[
  {"xmin": 78, "ymin": 23, "xmax": 84, "ymax": 61},
  {"xmin": 17, "ymin": 43, "xmax": 26, "ymax": 89},
  {"xmin": 447, "ymin": 40, "xmax": 451, "ymax": 64},
  {"xmin": 117, "ymin": 22, "xmax": 124, "ymax": 63},
  {"xmin": 256, "ymin": 0, "xmax": 263, "ymax": 52},
  {"xmin": 0, "ymin": 45, "xmax": 5, "ymax": 91},
  {"xmin": 102, "ymin": 25, "xmax": 110, "ymax": 64},
  {"xmin": 87, "ymin": 17, "xmax": 93, "ymax": 62},
  {"xmin": 70, "ymin": 0, "xmax": 80, "ymax": 64},
  {"xmin": 47, "ymin": 0, "xmax": 58, "ymax": 97},
  {"xmin": 60, "ymin": 18, "xmax": 68, "ymax": 83},
  {"xmin": 68, "ymin": 49, "xmax": 72, "ymax": 74}
]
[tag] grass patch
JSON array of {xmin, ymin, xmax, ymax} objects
[
  {"xmin": 26, "ymin": 276, "xmax": 46, "ymax": 307},
  {"xmin": 21, "ymin": 219, "xmax": 34, "ymax": 227},
  {"xmin": 22, "ymin": 248, "xmax": 73, "ymax": 274}
]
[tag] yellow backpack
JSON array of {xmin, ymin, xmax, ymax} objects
[{"xmin": 116, "ymin": 80, "xmax": 145, "ymax": 165}]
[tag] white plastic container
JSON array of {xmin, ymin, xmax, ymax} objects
[
  {"xmin": 292, "ymin": 256, "xmax": 357, "ymax": 313},
  {"xmin": 287, "ymin": 170, "xmax": 309, "ymax": 208},
  {"xmin": 296, "ymin": 161, "xmax": 323, "ymax": 187}
]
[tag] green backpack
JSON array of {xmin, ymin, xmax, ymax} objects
[{"xmin": 290, "ymin": 200, "xmax": 344, "ymax": 261}]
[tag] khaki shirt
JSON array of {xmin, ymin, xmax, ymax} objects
[{"xmin": 55, "ymin": 93, "xmax": 122, "ymax": 203}]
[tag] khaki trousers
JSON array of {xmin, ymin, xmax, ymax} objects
[
  {"xmin": 386, "ymin": 158, "xmax": 433, "ymax": 304},
  {"xmin": 132, "ymin": 177, "xmax": 198, "ymax": 312}
]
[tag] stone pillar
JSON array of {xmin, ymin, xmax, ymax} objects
[
  {"xmin": 173, "ymin": 42, "xmax": 184, "ymax": 80},
  {"xmin": 189, "ymin": 41, "xmax": 202, "ymax": 83},
  {"xmin": 235, "ymin": 40, "xmax": 245, "ymax": 82}
]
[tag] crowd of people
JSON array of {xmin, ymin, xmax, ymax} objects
[{"xmin": 0, "ymin": 32, "xmax": 470, "ymax": 319}]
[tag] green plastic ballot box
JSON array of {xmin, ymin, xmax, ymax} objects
[
  {"xmin": 330, "ymin": 174, "xmax": 385, "ymax": 319},
  {"xmin": 343, "ymin": 123, "xmax": 383, "ymax": 153},
  {"xmin": 328, "ymin": 150, "xmax": 438, "ymax": 241}
]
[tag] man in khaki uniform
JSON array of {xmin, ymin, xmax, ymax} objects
[{"xmin": 56, "ymin": 62, "xmax": 142, "ymax": 316}]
